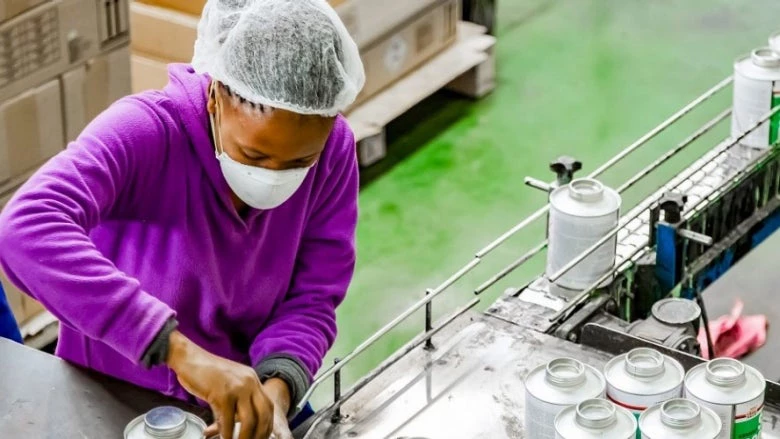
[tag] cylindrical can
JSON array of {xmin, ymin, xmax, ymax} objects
[
  {"xmin": 731, "ymin": 48, "xmax": 780, "ymax": 148},
  {"xmin": 546, "ymin": 178, "xmax": 621, "ymax": 290},
  {"xmin": 684, "ymin": 358, "xmax": 765, "ymax": 439},
  {"xmin": 554, "ymin": 398, "xmax": 637, "ymax": 439},
  {"xmin": 770, "ymin": 31, "xmax": 780, "ymax": 54},
  {"xmin": 639, "ymin": 398, "xmax": 722, "ymax": 439},
  {"xmin": 604, "ymin": 348, "xmax": 684, "ymax": 438},
  {"xmin": 125, "ymin": 406, "xmax": 207, "ymax": 439},
  {"xmin": 525, "ymin": 357, "xmax": 607, "ymax": 439}
]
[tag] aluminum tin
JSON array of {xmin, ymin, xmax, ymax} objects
[
  {"xmin": 525, "ymin": 357, "xmax": 607, "ymax": 439},
  {"xmin": 639, "ymin": 398, "xmax": 721, "ymax": 439},
  {"xmin": 554, "ymin": 398, "xmax": 636, "ymax": 439},
  {"xmin": 684, "ymin": 359, "xmax": 765, "ymax": 439},
  {"xmin": 731, "ymin": 48, "xmax": 780, "ymax": 148},
  {"xmin": 770, "ymin": 31, "xmax": 780, "ymax": 54},
  {"xmin": 547, "ymin": 178, "xmax": 621, "ymax": 290},
  {"xmin": 605, "ymin": 348, "xmax": 684, "ymax": 413},
  {"xmin": 125, "ymin": 406, "xmax": 207, "ymax": 439}
]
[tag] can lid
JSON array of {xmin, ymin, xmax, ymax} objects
[
  {"xmin": 660, "ymin": 399, "xmax": 701, "ymax": 429},
  {"xmin": 549, "ymin": 178, "xmax": 621, "ymax": 217},
  {"xmin": 125, "ymin": 407, "xmax": 207, "ymax": 439},
  {"xmin": 575, "ymin": 399, "xmax": 616, "ymax": 429},
  {"xmin": 640, "ymin": 399, "xmax": 722, "ymax": 438},
  {"xmin": 651, "ymin": 298, "xmax": 701, "ymax": 325},
  {"xmin": 751, "ymin": 47, "xmax": 780, "ymax": 68},
  {"xmin": 144, "ymin": 407, "xmax": 187, "ymax": 438},
  {"xmin": 705, "ymin": 358, "xmax": 746, "ymax": 386},
  {"xmin": 624, "ymin": 348, "xmax": 664, "ymax": 378},
  {"xmin": 545, "ymin": 358, "xmax": 586, "ymax": 387},
  {"xmin": 526, "ymin": 358, "xmax": 606, "ymax": 405},
  {"xmin": 556, "ymin": 399, "xmax": 637, "ymax": 438}
]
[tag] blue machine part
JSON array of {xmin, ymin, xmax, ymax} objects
[
  {"xmin": 0, "ymin": 282, "xmax": 22, "ymax": 343},
  {"xmin": 655, "ymin": 222, "xmax": 680, "ymax": 294},
  {"xmin": 655, "ymin": 209, "xmax": 780, "ymax": 300}
]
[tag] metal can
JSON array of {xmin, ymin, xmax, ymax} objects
[
  {"xmin": 684, "ymin": 358, "xmax": 765, "ymax": 439},
  {"xmin": 525, "ymin": 357, "xmax": 607, "ymax": 439},
  {"xmin": 731, "ymin": 48, "xmax": 780, "ymax": 148},
  {"xmin": 125, "ymin": 406, "xmax": 207, "ymax": 439},
  {"xmin": 770, "ymin": 31, "xmax": 780, "ymax": 54},
  {"xmin": 639, "ymin": 398, "xmax": 722, "ymax": 439},
  {"xmin": 547, "ymin": 178, "xmax": 621, "ymax": 290},
  {"xmin": 554, "ymin": 398, "xmax": 636, "ymax": 439},
  {"xmin": 604, "ymin": 348, "xmax": 684, "ymax": 438}
]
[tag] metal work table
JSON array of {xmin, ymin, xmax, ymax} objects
[
  {"xmin": 301, "ymin": 312, "xmax": 780, "ymax": 439},
  {"xmin": 702, "ymin": 226, "xmax": 780, "ymax": 381},
  {"xmin": 0, "ymin": 338, "xmax": 209, "ymax": 438}
]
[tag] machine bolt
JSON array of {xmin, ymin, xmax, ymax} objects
[
  {"xmin": 567, "ymin": 333, "xmax": 578, "ymax": 343},
  {"xmin": 550, "ymin": 156, "xmax": 582, "ymax": 187},
  {"xmin": 658, "ymin": 192, "xmax": 688, "ymax": 224}
]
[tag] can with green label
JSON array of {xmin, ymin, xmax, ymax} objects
[
  {"xmin": 684, "ymin": 358, "xmax": 765, "ymax": 439},
  {"xmin": 731, "ymin": 48, "xmax": 780, "ymax": 149}
]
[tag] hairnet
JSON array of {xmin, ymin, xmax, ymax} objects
[{"xmin": 192, "ymin": 0, "xmax": 365, "ymax": 116}]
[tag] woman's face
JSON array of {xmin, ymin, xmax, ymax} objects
[{"xmin": 207, "ymin": 82, "xmax": 336, "ymax": 171}]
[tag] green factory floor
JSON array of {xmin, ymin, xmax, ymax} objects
[{"xmin": 317, "ymin": 0, "xmax": 780, "ymax": 403}]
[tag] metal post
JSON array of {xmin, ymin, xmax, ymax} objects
[
  {"xmin": 331, "ymin": 358, "xmax": 342, "ymax": 423},
  {"xmin": 425, "ymin": 290, "xmax": 434, "ymax": 350}
]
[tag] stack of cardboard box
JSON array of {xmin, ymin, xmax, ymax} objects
[
  {"xmin": 0, "ymin": 0, "xmax": 132, "ymax": 330},
  {"xmin": 130, "ymin": 0, "xmax": 459, "ymax": 110}
]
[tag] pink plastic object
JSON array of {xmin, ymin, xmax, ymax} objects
[{"xmin": 698, "ymin": 299, "xmax": 768, "ymax": 360}]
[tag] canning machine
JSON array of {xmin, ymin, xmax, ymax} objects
[{"xmin": 293, "ymin": 45, "xmax": 780, "ymax": 439}]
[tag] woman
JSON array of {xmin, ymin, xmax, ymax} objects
[{"xmin": 0, "ymin": 1, "xmax": 364, "ymax": 438}]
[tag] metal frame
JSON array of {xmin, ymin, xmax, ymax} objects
[{"xmin": 298, "ymin": 74, "xmax": 780, "ymax": 433}]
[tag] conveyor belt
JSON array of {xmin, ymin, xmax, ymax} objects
[{"xmin": 298, "ymin": 312, "xmax": 780, "ymax": 439}]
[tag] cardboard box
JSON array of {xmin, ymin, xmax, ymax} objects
[
  {"xmin": 130, "ymin": 2, "xmax": 198, "ymax": 63},
  {"xmin": 97, "ymin": 0, "xmax": 131, "ymax": 46},
  {"xmin": 352, "ymin": 0, "xmax": 458, "ymax": 107},
  {"xmin": 0, "ymin": 0, "xmax": 101, "ymax": 103},
  {"xmin": 0, "ymin": 0, "xmax": 47, "ymax": 22},
  {"xmin": 134, "ymin": 0, "xmax": 347, "ymax": 20},
  {"xmin": 131, "ymin": 54, "xmax": 170, "ymax": 93},
  {"xmin": 335, "ymin": 0, "xmax": 441, "ymax": 48},
  {"xmin": 62, "ymin": 44, "xmax": 132, "ymax": 141},
  {"xmin": 135, "ymin": 0, "xmax": 205, "ymax": 17},
  {"xmin": 0, "ymin": 80, "xmax": 64, "ymax": 185}
]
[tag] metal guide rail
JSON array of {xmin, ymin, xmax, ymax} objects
[{"xmin": 297, "ymin": 72, "xmax": 780, "ymax": 433}]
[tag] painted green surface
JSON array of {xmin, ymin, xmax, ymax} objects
[{"xmin": 316, "ymin": 0, "xmax": 780, "ymax": 403}]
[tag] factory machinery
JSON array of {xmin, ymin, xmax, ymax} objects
[{"xmin": 294, "ymin": 44, "xmax": 780, "ymax": 438}]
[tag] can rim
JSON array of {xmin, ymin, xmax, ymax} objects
[{"xmin": 751, "ymin": 47, "xmax": 780, "ymax": 68}]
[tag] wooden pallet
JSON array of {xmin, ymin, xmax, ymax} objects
[{"xmin": 347, "ymin": 21, "xmax": 497, "ymax": 167}]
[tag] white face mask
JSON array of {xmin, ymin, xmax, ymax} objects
[{"xmin": 209, "ymin": 85, "xmax": 311, "ymax": 210}]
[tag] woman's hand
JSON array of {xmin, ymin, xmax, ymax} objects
[
  {"xmin": 263, "ymin": 378, "xmax": 294, "ymax": 439},
  {"xmin": 166, "ymin": 330, "xmax": 274, "ymax": 439}
]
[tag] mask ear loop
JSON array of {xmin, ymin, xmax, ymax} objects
[{"xmin": 209, "ymin": 81, "xmax": 226, "ymax": 158}]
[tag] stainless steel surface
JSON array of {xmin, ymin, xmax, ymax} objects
[{"xmin": 300, "ymin": 316, "xmax": 780, "ymax": 439}]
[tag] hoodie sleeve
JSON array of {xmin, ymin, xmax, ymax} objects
[
  {"xmin": 0, "ymin": 96, "xmax": 175, "ymax": 363},
  {"xmin": 249, "ymin": 121, "xmax": 358, "ymax": 404}
]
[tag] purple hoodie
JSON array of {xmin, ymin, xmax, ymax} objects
[{"xmin": 0, "ymin": 65, "xmax": 358, "ymax": 402}]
